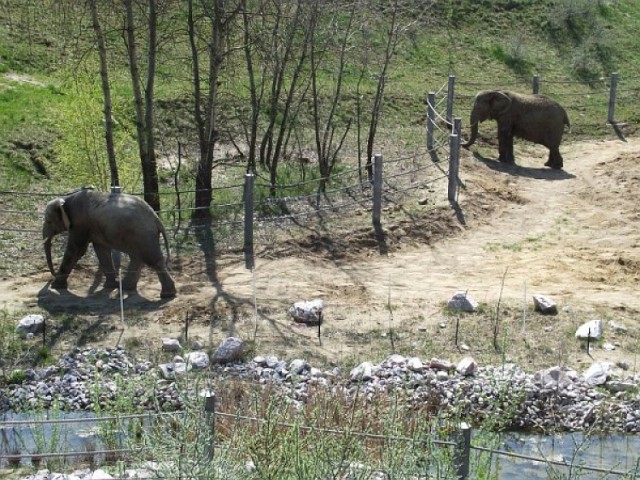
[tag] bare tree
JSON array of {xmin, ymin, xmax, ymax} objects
[
  {"xmin": 88, "ymin": 0, "xmax": 119, "ymax": 188},
  {"xmin": 122, "ymin": 0, "xmax": 161, "ymax": 211}
]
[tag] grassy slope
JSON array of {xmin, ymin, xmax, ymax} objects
[{"xmin": 1, "ymin": 0, "xmax": 639, "ymax": 189}]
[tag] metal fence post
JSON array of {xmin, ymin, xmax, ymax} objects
[
  {"xmin": 427, "ymin": 92, "xmax": 436, "ymax": 150},
  {"xmin": 608, "ymin": 71, "xmax": 618, "ymax": 124},
  {"xmin": 243, "ymin": 173, "xmax": 255, "ymax": 270},
  {"xmin": 448, "ymin": 132, "xmax": 460, "ymax": 203},
  {"xmin": 532, "ymin": 74, "xmax": 540, "ymax": 94},
  {"xmin": 446, "ymin": 75, "xmax": 456, "ymax": 128},
  {"xmin": 203, "ymin": 391, "xmax": 216, "ymax": 461},
  {"xmin": 455, "ymin": 422, "xmax": 471, "ymax": 479},
  {"xmin": 372, "ymin": 154, "xmax": 383, "ymax": 230}
]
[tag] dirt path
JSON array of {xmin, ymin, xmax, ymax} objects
[{"xmin": 2, "ymin": 137, "xmax": 639, "ymax": 369}]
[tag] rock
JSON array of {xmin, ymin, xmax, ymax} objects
[
  {"xmin": 158, "ymin": 361, "xmax": 189, "ymax": 380},
  {"xmin": 289, "ymin": 299, "xmax": 323, "ymax": 324},
  {"xmin": 532, "ymin": 294, "xmax": 557, "ymax": 315},
  {"xmin": 16, "ymin": 314, "xmax": 45, "ymax": 336},
  {"xmin": 289, "ymin": 359, "xmax": 309, "ymax": 375},
  {"xmin": 162, "ymin": 338, "xmax": 182, "ymax": 352},
  {"xmin": 350, "ymin": 362, "xmax": 374, "ymax": 382},
  {"xmin": 213, "ymin": 337, "xmax": 245, "ymax": 364},
  {"xmin": 185, "ymin": 351, "xmax": 210, "ymax": 370},
  {"xmin": 608, "ymin": 320, "xmax": 628, "ymax": 333},
  {"xmin": 456, "ymin": 357, "xmax": 477, "ymax": 376},
  {"xmin": 89, "ymin": 469, "xmax": 114, "ymax": 479},
  {"xmin": 447, "ymin": 291, "xmax": 478, "ymax": 312},
  {"xmin": 583, "ymin": 361, "xmax": 611, "ymax": 386},
  {"xmin": 575, "ymin": 320, "xmax": 603, "ymax": 341},
  {"xmin": 430, "ymin": 358, "xmax": 454, "ymax": 371}
]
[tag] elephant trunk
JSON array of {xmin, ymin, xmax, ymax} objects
[
  {"xmin": 44, "ymin": 237, "xmax": 56, "ymax": 277},
  {"xmin": 462, "ymin": 111, "xmax": 478, "ymax": 148}
]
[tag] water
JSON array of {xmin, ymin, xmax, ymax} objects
[{"xmin": 493, "ymin": 432, "xmax": 640, "ymax": 479}]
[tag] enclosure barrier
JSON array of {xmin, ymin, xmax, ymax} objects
[{"xmin": 1, "ymin": 394, "xmax": 635, "ymax": 478}]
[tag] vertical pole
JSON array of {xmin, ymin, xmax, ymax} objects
[
  {"xmin": 446, "ymin": 75, "xmax": 456, "ymax": 128},
  {"xmin": 203, "ymin": 391, "xmax": 216, "ymax": 461},
  {"xmin": 455, "ymin": 422, "xmax": 471, "ymax": 479},
  {"xmin": 243, "ymin": 174, "xmax": 255, "ymax": 270},
  {"xmin": 532, "ymin": 74, "xmax": 540, "ymax": 94},
  {"xmin": 453, "ymin": 117, "xmax": 461, "ymax": 137},
  {"xmin": 448, "ymin": 132, "xmax": 459, "ymax": 203},
  {"xmin": 372, "ymin": 154, "xmax": 383, "ymax": 230},
  {"xmin": 427, "ymin": 92, "xmax": 436, "ymax": 150},
  {"xmin": 608, "ymin": 72, "xmax": 618, "ymax": 124}
]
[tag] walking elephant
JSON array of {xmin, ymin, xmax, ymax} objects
[
  {"xmin": 42, "ymin": 187, "xmax": 177, "ymax": 299},
  {"xmin": 462, "ymin": 89, "xmax": 570, "ymax": 169}
]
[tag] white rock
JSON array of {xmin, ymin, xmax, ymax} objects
[
  {"xmin": 289, "ymin": 299, "xmax": 323, "ymax": 324},
  {"xmin": 289, "ymin": 359, "xmax": 309, "ymax": 374},
  {"xmin": 407, "ymin": 357, "xmax": 424, "ymax": 371},
  {"xmin": 17, "ymin": 314, "xmax": 45, "ymax": 336},
  {"xmin": 532, "ymin": 294, "xmax": 557, "ymax": 315},
  {"xmin": 456, "ymin": 357, "xmax": 477, "ymax": 376},
  {"xmin": 575, "ymin": 320, "xmax": 603, "ymax": 341},
  {"xmin": 447, "ymin": 291, "xmax": 478, "ymax": 312},
  {"xmin": 162, "ymin": 338, "xmax": 182, "ymax": 352},
  {"xmin": 89, "ymin": 469, "xmax": 114, "ymax": 479},
  {"xmin": 185, "ymin": 351, "xmax": 210, "ymax": 369},
  {"xmin": 213, "ymin": 337, "xmax": 245, "ymax": 364},
  {"xmin": 350, "ymin": 362, "xmax": 374, "ymax": 381},
  {"xmin": 584, "ymin": 361, "xmax": 611, "ymax": 386}
]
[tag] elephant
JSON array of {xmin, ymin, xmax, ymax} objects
[
  {"xmin": 42, "ymin": 187, "xmax": 177, "ymax": 299},
  {"xmin": 462, "ymin": 89, "xmax": 570, "ymax": 169}
]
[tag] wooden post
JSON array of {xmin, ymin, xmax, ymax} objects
[
  {"xmin": 203, "ymin": 391, "xmax": 216, "ymax": 461},
  {"xmin": 608, "ymin": 72, "xmax": 618, "ymax": 124},
  {"xmin": 532, "ymin": 74, "xmax": 540, "ymax": 94},
  {"xmin": 243, "ymin": 173, "xmax": 255, "ymax": 270},
  {"xmin": 372, "ymin": 154, "xmax": 383, "ymax": 230},
  {"xmin": 448, "ymin": 132, "xmax": 460, "ymax": 203},
  {"xmin": 446, "ymin": 75, "xmax": 456, "ymax": 128},
  {"xmin": 455, "ymin": 422, "xmax": 471, "ymax": 479},
  {"xmin": 427, "ymin": 92, "xmax": 436, "ymax": 150}
]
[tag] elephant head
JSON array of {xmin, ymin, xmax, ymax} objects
[
  {"xmin": 43, "ymin": 198, "xmax": 72, "ymax": 277},
  {"xmin": 463, "ymin": 90, "xmax": 512, "ymax": 148}
]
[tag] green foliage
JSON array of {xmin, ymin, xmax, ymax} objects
[
  {"xmin": 6, "ymin": 368, "xmax": 26, "ymax": 385},
  {"xmin": 49, "ymin": 70, "xmax": 141, "ymax": 191}
]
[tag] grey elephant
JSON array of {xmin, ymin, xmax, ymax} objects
[
  {"xmin": 43, "ymin": 187, "xmax": 177, "ymax": 299},
  {"xmin": 462, "ymin": 89, "xmax": 570, "ymax": 169}
]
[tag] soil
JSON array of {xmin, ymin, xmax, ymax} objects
[{"xmin": 1, "ymin": 136, "xmax": 639, "ymax": 374}]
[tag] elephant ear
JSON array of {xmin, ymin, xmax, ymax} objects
[
  {"xmin": 57, "ymin": 198, "xmax": 71, "ymax": 230},
  {"xmin": 492, "ymin": 90, "xmax": 512, "ymax": 117}
]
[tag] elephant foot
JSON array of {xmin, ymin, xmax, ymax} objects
[
  {"xmin": 161, "ymin": 290, "xmax": 177, "ymax": 299},
  {"xmin": 544, "ymin": 160, "xmax": 563, "ymax": 170},
  {"xmin": 51, "ymin": 276, "xmax": 68, "ymax": 290}
]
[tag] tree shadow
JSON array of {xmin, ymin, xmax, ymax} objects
[{"xmin": 473, "ymin": 152, "xmax": 576, "ymax": 180}]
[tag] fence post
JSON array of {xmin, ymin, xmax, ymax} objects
[
  {"xmin": 372, "ymin": 154, "xmax": 383, "ymax": 230},
  {"xmin": 448, "ymin": 131, "xmax": 460, "ymax": 203},
  {"xmin": 203, "ymin": 391, "xmax": 216, "ymax": 461},
  {"xmin": 453, "ymin": 117, "xmax": 461, "ymax": 137},
  {"xmin": 532, "ymin": 74, "xmax": 540, "ymax": 94},
  {"xmin": 243, "ymin": 173, "xmax": 255, "ymax": 270},
  {"xmin": 446, "ymin": 75, "xmax": 456, "ymax": 128},
  {"xmin": 608, "ymin": 71, "xmax": 618, "ymax": 124},
  {"xmin": 427, "ymin": 92, "xmax": 436, "ymax": 150},
  {"xmin": 455, "ymin": 422, "xmax": 471, "ymax": 479}
]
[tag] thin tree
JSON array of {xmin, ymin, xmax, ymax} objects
[
  {"xmin": 123, "ymin": 0, "xmax": 161, "ymax": 211},
  {"xmin": 88, "ymin": 0, "xmax": 119, "ymax": 188}
]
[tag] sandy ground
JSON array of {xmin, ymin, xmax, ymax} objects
[{"xmin": 2, "ymin": 136, "xmax": 639, "ymax": 372}]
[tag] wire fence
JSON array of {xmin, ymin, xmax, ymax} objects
[{"xmin": 1, "ymin": 404, "xmax": 638, "ymax": 478}]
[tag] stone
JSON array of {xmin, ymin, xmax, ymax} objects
[
  {"xmin": 162, "ymin": 338, "xmax": 182, "ymax": 352},
  {"xmin": 185, "ymin": 351, "xmax": 210, "ymax": 370},
  {"xmin": 212, "ymin": 337, "xmax": 245, "ymax": 364},
  {"xmin": 289, "ymin": 359, "xmax": 309, "ymax": 375},
  {"xmin": 16, "ymin": 314, "xmax": 45, "ymax": 336},
  {"xmin": 447, "ymin": 291, "xmax": 478, "ymax": 312},
  {"xmin": 575, "ymin": 320, "xmax": 603, "ymax": 341},
  {"xmin": 430, "ymin": 358, "xmax": 454, "ymax": 371},
  {"xmin": 350, "ymin": 362, "xmax": 374, "ymax": 382},
  {"xmin": 289, "ymin": 299, "xmax": 323, "ymax": 324},
  {"xmin": 89, "ymin": 469, "xmax": 115, "ymax": 479},
  {"xmin": 532, "ymin": 294, "xmax": 558, "ymax": 315},
  {"xmin": 456, "ymin": 357, "xmax": 477, "ymax": 376},
  {"xmin": 584, "ymin": 361, "xmax": 611, "ymax": 386}
]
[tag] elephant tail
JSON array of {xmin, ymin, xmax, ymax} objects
[
  {"xmin": 159, "ymin": 226, "xmax": 171, "ymax": 266},
  {"xmin": 563, "ymin": 109, "xmax": 571, "ymax": 131}
]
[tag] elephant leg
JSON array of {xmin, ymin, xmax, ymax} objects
[
  {"xmin": 497, "ymin": 128, "xmax": 515, "ymax": 164},
  {"xmin": 93, "ymin": 244, "xmax": 118, "ymax": 289},
  {"xmin": 122, "ymin": 256, "xmax": 142, "ymax": 292},
  {"xmin": 545, "ymin": 148, "xmax": 564, "ymax": 170},
  {"xmin": 52, "ymin": 238, "xmax": 89, "ymax": 289},
  {"xmin": 146, "ymin": 257, "xmax": 177, "ymax": 299}
]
